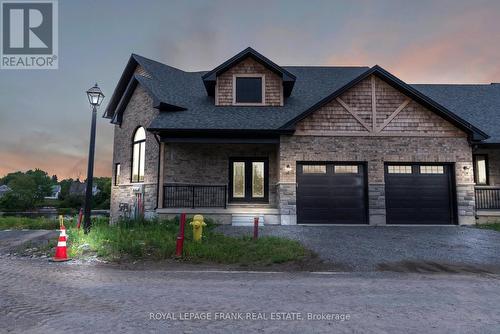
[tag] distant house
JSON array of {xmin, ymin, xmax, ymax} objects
[
  {"xmin": 0, "ymin": 185, "xmax": 11, "ymax": 198},
  {"xmin": 69, "ymin": 181, "xmax": 99, "ymax": 196},
  {"xmin": 44, "ymin": 185, "xmax": 61, "ymax": 200}
]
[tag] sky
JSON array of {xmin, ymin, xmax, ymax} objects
[{"xmin": 1, "ymin": 0, "xmax": 499, "ymax": 179}]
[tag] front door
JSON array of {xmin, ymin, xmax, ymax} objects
[{"xmin": 229, "ymin": 158, "xmax": 269, "ymax": 203}]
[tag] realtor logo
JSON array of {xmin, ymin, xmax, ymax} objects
[{"xmin": 1, "ymin": 0, "xmax": 58, "ymax": 69}]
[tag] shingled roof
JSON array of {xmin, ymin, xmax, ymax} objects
[
  {"xmin": 412, "ymin": 84, "xmax": 500, "ymax": 144},
  {"xmin": 105, "ymin": 50, "xmax": 498, "ymax": 143}
]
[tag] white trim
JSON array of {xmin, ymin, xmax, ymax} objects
[{"xmin": 232, "ymin": 74, "xmax": 266, "ymax": 106}]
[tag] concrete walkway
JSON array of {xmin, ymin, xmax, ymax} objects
[{"xmin": 216, "ymin": 225, "xmax": 500, "ymax": 273}]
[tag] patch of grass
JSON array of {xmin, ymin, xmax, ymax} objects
[
  {"xmin": 475, "ymin": 223, "xmax": 500, "ymax": 232},
  {"xmin": 0, "ymin": 216, "xmax": 60, "ymax": 230},
  {"xmin": 67, "ymin": 217, "xmax": 307, "ymax": 265}
]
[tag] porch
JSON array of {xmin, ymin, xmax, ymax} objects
[
  {"xmin": 155, "ymin": 138, "xmax": 281, "ymax": 225},
  {"xmin": 475, "ymin": 186, "xmax": 500, "ymax": 223}
]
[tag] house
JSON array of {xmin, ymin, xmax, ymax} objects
[
  {"xmin": 44, "ymin": 185, "xmax": 61, "ymax": 200},
  {"xmin": 104, "ymin": 47, "xmax": 500, "ymax": 225},
  {"xmin": 69, "ymin": 181, "xmax": 99, "ymax": 197},
  {"xmin": 0, "ymin": 185, "xmax": 11, "ymax": 198}
]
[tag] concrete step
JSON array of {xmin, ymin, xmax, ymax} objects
[{"xmin": 231, "ymin": 214, "xmax": 264, "ymax": 226}]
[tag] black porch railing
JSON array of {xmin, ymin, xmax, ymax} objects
[
  {"xmin": 163, "ymin": 184, "xmax": 227, "ymax": 208},
  {"xmin": 475, "ymin": 187, "xmax": 500, "ymax": 210}
]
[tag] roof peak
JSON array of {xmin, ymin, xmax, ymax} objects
[{"xmin": 201, "ymin": 46, "xmax": 297, "ymax": 97}]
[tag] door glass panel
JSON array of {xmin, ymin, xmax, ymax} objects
[
  {"xmin": 302, "ymin": 165, "xmax": 327, "ymax": 174},
  {"xmin": 233, "ymin": 162, "xmax": 245, "ymax": 198},
  {"xmin": 420, "ymin": 165, "xmax": 444, "ymax": 174},
  {"xmin": 252, "ymin": 162, "xmax": 264, "ymax": 198},
  {"xmin": 334, "ymin": 165, "xmax": 358, "ymax": 174},
  {"xmin": 387, "ymin": 165, "xmax": 412, "ymax": 174}
]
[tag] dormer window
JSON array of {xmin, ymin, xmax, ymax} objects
[{"xmin": 233, "ymin": 75, "xmax": 265, "ymax": 105}]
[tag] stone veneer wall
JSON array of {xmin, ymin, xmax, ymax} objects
[
  {"xmin": 110, "ymin": 84, "xmax": 159, "ymax": 222},
  {"xmin": 162, "ymin": 143, "xmax": 278, "ymax": 207},
  {"xmin": 278, "ymin": 75, "xmax": 475, "ymax": 225},
  {"xmin": 216, "ymin": 57, "xmax": 282, "ymax": 106},
  {"xmin": 278, "ymin": 136, "xmax": 475, "ymax": 225}
]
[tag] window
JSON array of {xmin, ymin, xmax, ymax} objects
[
  {"xmin": 473, "ymin": 155, "xmax": 488, "ymax": 185},
  {"xmin": 131, "ymin": 127, "xmax": 146, "ymax": 182},
  {"xmin": 420, "ymin": 165, "xmax": 444, "ymax": 174},
  {"xmin": 387, "ymin": 165, "xmax": 412, "ymax": 174},
  {"xmin": 232, "ymin": 162, "xmax": 245, "ymax": 198},
  {"xmin": 115, "ymin": 163, "xmax": 121, "ymax": 186},
  {"xmin": 334, "ymin": 165, "xmax": 359, "ymax": 174},
  {"xmin": 252, "ymin": 162, "xmax": 265, "ymax": 198},
  {"xmin": 302, "ymin": 165, "xmax": 327, "ymax": 174},
  {"xmin": 234, "ymin": 76, "xmax": 263, "ymax": 104},
  {"xmin": 229, "ymin": 158, "xmax": 268, "ymax": 202}
]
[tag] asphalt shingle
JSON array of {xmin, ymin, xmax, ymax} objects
[{"xmin": 128, "ymin": 54, "xmax": 500, "ymax": 142}]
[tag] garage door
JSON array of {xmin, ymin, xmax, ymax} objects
[
  {"xmin": 385, "ymin": 164, "xmax": 455, "ymax": 225},
  {"xmin": 297, "ymin": 163, "xmax": 367, "ymax": 224}
]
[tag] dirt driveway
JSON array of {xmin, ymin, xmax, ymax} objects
[
  {"xmin": 1, "ymin": 256, "xmax": 500, "ymax": 333},
  {"xmin": 216, "ymin": 225, "xmax": 500, "ymax": 273}
]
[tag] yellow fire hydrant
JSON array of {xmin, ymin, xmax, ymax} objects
[{"xmin": 190, "ymin": 215, "xmax": 206, "ymax": 242}]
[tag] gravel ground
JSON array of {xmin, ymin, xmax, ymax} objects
[
  {"xmin": 216, "ymin": 225, "xmax": 500, "ymax": 272},
  {"xmin": 1, "ymin": 256, "xmax": 500, "ymax": 333}
]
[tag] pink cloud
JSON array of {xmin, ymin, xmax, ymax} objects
[
  {"xmin": 0, "ymin": 149, "xmax": 111, "ymax": 180},
  {"xmin": 325, "ymin": 8, "xmax": 500, "ymax": 83}
]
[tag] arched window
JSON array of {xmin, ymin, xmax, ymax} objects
[{"xmin": 132, "ymin": 127, "xmax": 146, "ymax": 182}]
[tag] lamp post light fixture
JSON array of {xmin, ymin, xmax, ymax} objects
[{"xmin": 83, "ymin": 83, "xmax": 105, "ymax": 233}]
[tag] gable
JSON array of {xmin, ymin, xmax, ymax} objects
[
  {"xmin": 295, "ymin": 75, "xmax": 466, "ymax": 138},
  {"xmin": 216, "ymin": 57, "xmax": 283, "ymax": 106}
]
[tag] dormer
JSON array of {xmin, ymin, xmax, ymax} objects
[{"xmin": 202, "ymin": 47, "xmax": 296, "ymax": 106}]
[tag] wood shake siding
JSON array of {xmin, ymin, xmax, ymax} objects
[
  {"xmin": 296, "ymin": 75, "xmax": 466, "ymax": 138},
  {"xmin": 216, "ymin": 57, "xmax": 283, "ymax": 106}
]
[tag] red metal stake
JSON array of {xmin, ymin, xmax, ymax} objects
[
  {"xmin": 175, "ymin": 213, "xmax": 187, "ymax": 257},
  {"xmin": 76, "ymin": 208, "xmax": 83, "ymax": 230},
  {"xmin": 253, "ymin": 216, "xmax": 259, "ymax": 240}
]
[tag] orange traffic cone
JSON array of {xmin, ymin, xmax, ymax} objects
[{"xmin": 52, "ymin": 215, "xmax": 70, "ymax": 262}]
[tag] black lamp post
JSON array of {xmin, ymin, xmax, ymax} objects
[{"xmin": 83, "ymin": 83, "xmax": 105, "ymax": 233}]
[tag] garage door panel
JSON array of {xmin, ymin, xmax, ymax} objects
[
  {"xmin": 385, "ymin": 163, "xmax": 454, "ymax": 225},
  {"xmin": 297, "ymin": 163, "xmax": 367, "ymax": 224}
]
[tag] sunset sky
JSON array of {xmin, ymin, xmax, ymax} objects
[{"xmin": 1, "ymin": 0, "xmax": 499, "ymax": 179}]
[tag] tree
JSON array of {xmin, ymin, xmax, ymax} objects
[
  {"xmin": 59, "ymin": 178, "xmax": 74, "ymax": 200},
  {"xmin": 26, "ymin": 169, "xmax": 52, "ymax": 201},
  {"xmin": 0, "ymin": 171, "xmax": 23, "ymax": 185},
  {"xmin": 92, "ymin": 177, "xmax": 111, "ymax": 209},
  {"xmin": 0, "ymin": 169, "xmax": 54, "ymax": 211},
  {"xmin": 0, "ymin": 174, "xmax": 37, "ymax": 211}
]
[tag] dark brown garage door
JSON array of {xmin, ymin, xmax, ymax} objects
[
  {"xmin": 297, "ymin": 163, "xmax": 367, "ymax": 224},
  {"xmin": 385, "ymin": 164, "xmax": 456, "ymax": 225}
]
